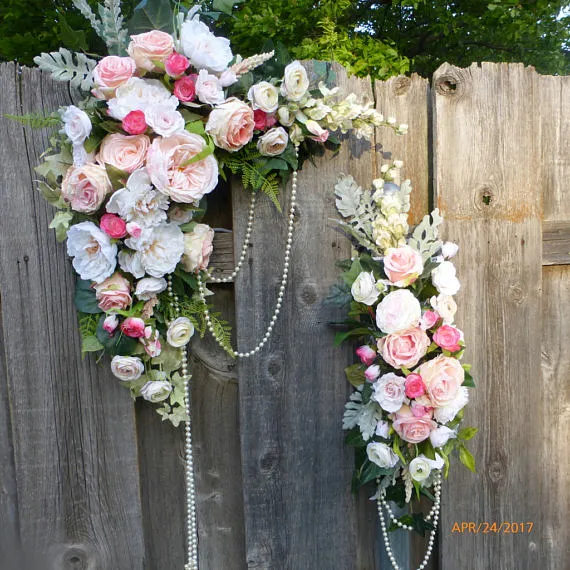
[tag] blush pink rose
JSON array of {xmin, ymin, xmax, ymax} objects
[
  {"xmin": 421, "ymin": 310, "xmax": 440, "ymax": 330},
  {"xmin": 120, "ymin": 316, "xmax": 146, "ymax": 338},
  {"xmin": 405, "ymin": 373, "xmax": 426, "ymax": 399},
  {"xmin": 92, "ymin": 56, "xmax": 137, "ymax": 99},
  {"xmin": 122, "ymin": 110, "xmax": 147, "ymax": 135},
  {"xmin": 126, "ymin": 222, "xmax": 142, "ymax": 238},
  {"xmin": 433, "ymin": 325, "xmax": 462, "ymax": 352},
  {"xmin": 100, "ymin": 213, "xmax": 127, "ymax": 239},
  {"xmin": 377, "ymin": 327, "xmax": 430, "ymax": 369},
  {"xmin": 392, "ymin": 405, "xmax": 437, "ymax": 444},
  {"xmin": 253, "ymin": 109, "xmax": 277, "ymax": 130},
  {"xmin": 173, "ymin": 75, "xmax": 197, "ymax": 102},
  {"xmin": 103, "ymin": 314, "xmax": 119, "ymax": 334},
  {"xmin": 417, "ymin": 355, "xmax": 465, "ymax": 407},
  {"xmin": 98, "ymin": 133, "xmax": 150, "ymax": 173},
  {"xmin": 165, "ymin": 52, "xmax": 190, "ymax": 77},
  {"xmin": 127, "ymin": 30, "xmax": 174, "ymax": 72},
  {"xmin": 61, "ymin": 163, "xmax": 112, "ymax": 214},
  {"xmin": 364, "ymin": 365, "xmax": 381, "ymax": 382},
  {"xmin": 384, "ymin": 245, "xmax": 424, "ymax": 287},
  {"xmin": 182, "ymin": 223, "xmax": 215, "ymax": 272},
  {"xmin": 206, "ymin": 98, "xmax": 255, "ymax": 152},
  {"xmin": 411, "ymin": 400, "xmax": 433, "ymax": 418},
  {"xmin": 93, "ymin": 272, "xmax": 132, "ymax": 311},
  {"xmin": 147, "ymin": 132, "xmax": 219, "ymax": 203},
  {"xmin": 356, "ymin": 345, "xmax": 376, "ymax": 366}
]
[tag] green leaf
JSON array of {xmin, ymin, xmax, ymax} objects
[
  {"xmin": 84, "ymin": 132, "xmax": 104, "ymax": 154},
  {"xmin": 334, "ymin": 327, "xmax": 372, "ymax": 347},
  {"xmin": 96, "ymin": 315, "xmax": 139, "ymax": 356},
  {"xmin": 104, "ymin": 163, "xmax": 129, "ymax": 190},
  {"xmin": 128, "ymin": 0, "xmax": 174, "ymax": 34},
  {"xmin": 459, "ymin": 445, "xmax": 476, "ymax": 473},
  {"xmin": 342, "ymin": 258, "xmax": 364, "ymax": 286},
  {"xmin": 213, "ymin": 0, "xmax": 245, "ymax": 16},
  {"xmin": 49, "ymin": 210, "xmax": 74, "ymax": 242},
  {"xmin": 81, "ymin": 335, "xmax": 104, "ymax": 354},
  {"xmin": 458, "ymin": 427, "xmax": 478, "ymax": 441},
  {"xmin": 392, "ymin": 434, "xmax": 407, "ymax": 464},
  {"xmin": 74, "ymin": 279, "xmax": 102, "ymax": 314},
  {"xmin": 345, "ymin": 363, "xmax": 366, "ymax": 387},
  {"xmin": 463, "ymin": 370, "xmax": 476, "ymax": 388},
  {"xmin": 263, "ymin": 157, "xmax": 289, "ymax": 171}
]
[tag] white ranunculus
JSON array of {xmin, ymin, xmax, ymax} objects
[
  {"xmin": 257, "ymin": 127, "xmax": 288, "ymax": 156},
  {"xmin": 277, "ymin": 106, "xmax": 295, "ymax": 126},
  {"xmin": 61, "ymin": 105, "xmax": 92, "ymax": 145},
  {"xmin": 375, "ymin": 289, "xmax": 421, "ymax": 334},
  {"xmin": 367, "ymin": 442, "xmax": 399, "ymax": 468},
  {"xmin": 434, "ymin": 387, "xmax": 469, "ymax": 424},
  {"xmin": 430, "ymin": 426, "xmax": 456, "ymax": 448},
  {"xmin": 372, "ymin": 372, "xmax": 406, "ymax": 413},
  {"xmin": 66, "ymin": 222, "xmax": 117, "ymax": 283},
  {"xmin": 106, "ymin": 169, "xmax": 169, "ymax": 228},
  {"xmin": 441, "ymin": 241, "xmax": 459, "ymax": 259},
  {"xmin": 409, "ymin": 456, "xmax": 432, "ymax": 482},
  {"xmin": 281, "ymin": 61, "xmax": 309, "ymax": 101},
  {"xmin": 248, "ymin": 81, "xmax": 279, "ymax": 113},
  {"xmin": 180, "ymin": 19, "xmax": 233, "ymax": 73},
  {"xmin": 430, "ymin": 293, "xmax": 457, "ymax": 325},
  {"xmin": 145, "ymin": 107, "xmax": 185, "ymax": 137},
  {"xmin": 166, "ymin": 316, "xmax": 195, "ymax": 347},
  {"xmin": 375, "ymin": 420, "xmax": 390, "ymax": 439},
  {"xmin": 124, "ymin": 223, "xmax": 185, "ymax": 278},
  {"xmin": 140, "ymin": 380, "xmax": 172, "ymax": 403},
  {"xmin": 195, "ymin": 69, "xmax": 225, "ymax": 105},
  {"xmin": 135, "ymin": 277, "xmax": 167, "ymax": 300},
  {"xmin": 111, "ymin": 355, "xmax": 144, "ymax": 381},
  {"xmin": 432, "ymin": 261, "xmax": 460, "ymax": 296},
  {"xmin": 351, "ymin": 271, "xmax": 380, "ymax": 305},
  {"xmin": 118, "ymin": 250, "xmax": 145, "ymax": 279}
]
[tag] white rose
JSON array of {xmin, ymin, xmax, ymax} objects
[
  {"xmin": 140, "ymin": 380, "xmax": 172, "ymax": 403},
  {"xmin": 257, "ymin": 127, "xmax": 288, "ymax": 156},
  {"xmin": 180, "ymin": 19, "xmax": 233, "ymax": 73},
  {"xmin": 375, "ymin": 289, "xmax": 421, "ymax": 334},
  {"xmin": 375, "ymin": 420, "xmax": 390, "ymax": 439},
  {"xmin": 135, "ymin": 277, "xmax": 167, "ymax": 300},
  {"xmin": 277, "ymin": 106, "xmax": 294, "ymax": 127},
  {"xmin": 441, "ymin": 241, "xmax": 459, "ymax": 259},
  {"xmin": 248, "ymin": 81, "xmax": 279, "ymax": 113},
  {"xmin": 432, "ymin": 261, "xmax": 460, "ymax": 296},
  {"xmin": 409, "ymin": 456, "xmax": 432, "ymax": 482},
  {"xmin": 430, "ymin": 294, "xmax": 457, "ymax": 325},
  {"xmin": 195, "ymin": 69, "xmax": 225, "ymax": 105},
  {"xmin": 351, "ymin": 272, "xmax": 380, "ymax": 305},
  {"xmin": 167, "ymin": 316, "xmax": 195, "ymax": 347},
  {"xmin": 111, "ymin": 356, "xmax": 144, "ymax": 382},
  {"xmin": 366, "ymin": 442, "xmax": 399, "ymax": 468},
  {"xmin": 372, "ymin": 373, "xmax": 406, "ymax": 413},
  {"xmin": 61, "ymin": 105, "xmax": 91, "ymax": 145},
  {"xmin": 145, "ymin": 107, "xmax": 185, "ymax": 137},
  {"xmin": 67, "ymin": 222, "xmax": 117, "ymax": 283},
  {"xmin": 430, "ymin": 426, "xmax": 456, "ymax": 448},
  {"xmin": 281, "ymin": 61, "xmax": 309, "ymax": 101},
  {"xmin": 434, "ymin": 387, "xmax": 469, "ymax": 424}
]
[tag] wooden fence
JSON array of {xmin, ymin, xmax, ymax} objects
[{"xmin": 0, "ymin": 61, "xmax": 568, "ymax": 570}]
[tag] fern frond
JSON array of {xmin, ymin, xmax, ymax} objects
[
  {"xmin": 207, "ymin": 310, "xmax": 234, "ymax": 357},
  {"xmin": 4, "ymin": 112, "xmax": 62, "ymax": 129},
  {"xmin": 72, "ymin": 0, "xmax": 104, "ymax": 36},
  {"xmin": 78, "ymin": 312, "xmax": 99, "ymax": 339},
  {"xmin": 99, "ymin": 0, "xmax": 129, "ymax": 55},
  {"xmin": 34, "ymin": 48, "xmax": 97, "ymax": 91}
]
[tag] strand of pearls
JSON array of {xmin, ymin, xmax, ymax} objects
[
  {"xmin": 197, "ymin": 145, "xmax": 299, "ymax": 359},
  {"xmin": 205, "ymin": 191, "xmax": 258, "ymax": 283},
  {"xmin": 376, "ymin": 472, "xmax": 441, "ymax": 570},
  {"xmin": 167, "ymin": 276, "xmax": 198, "ymax": 570}
]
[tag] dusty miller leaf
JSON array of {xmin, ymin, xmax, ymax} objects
[
  {"xmin": 334, "ymin": 174, "xmax": 362, "ymax": 218},
  {"xmin": 34, "ymin": 48, "xmax": 97, "ymax": 91},
  {"xmin": 99, "ymin": 0, "xmax": 129, "ymax": 55},
  {"xmin": 343, "ymin": 388, "xmax": 383, "ymax": 441},
  {"xmin": 408, "ymin": 208, "xmax": 444, "ymax": 262}
]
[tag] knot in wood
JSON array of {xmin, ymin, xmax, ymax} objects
[
  {"xmin": 62, "ymin": 545, "xmax": 91, "ymax": 570},
  {"xmin": 298, "ymin": 282, "xmax": 318, "ymax": 306},
  {"xmin": 259, "ymin": 447, "xmax": 280, "ymax": 475},
  {"xmin": 435, "ymin": 74, "xmax": 460, "ymax": 96},
  {"xmin": 508, "ymin": 283, "xmax": 526, "ymax": 305},
  {"xmin": 393, "ymin": 76, "xmax": 411, "ymax": 96},
  {"xmin": 487, "ymin": 459, "xmax": 505, "ymax": 484}
]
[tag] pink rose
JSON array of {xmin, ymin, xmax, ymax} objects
[
  {"xmin": 384, "ymin": 245, "xmax": 424, "ymax": 287},
  {"xmin": 356, "ymin": 345, "xmax": 376, "ymax": 366},
  {"xmin": 372, "ymin": 373, "xmax": 406, "ymax": 413},
  {"xmin": 364, "ymin": 365, "xmax": 380, "ymax": 382},
  {"xmin": 103, "ymin": 314, "xmax": 119, "ymax": 334},
  {"xmin": 122, "ymin": 110, "xmax": 147, "ymax": 135},
  {"xmin": 392, "ymin": 405, "xmax": 437, "ymax": 444},
  {"xmin": 98, "ymin": 133, "xmax": 150, "ymax": 173},
  {"xmin": 173, "ymin": 75, "xmax": 197, "ymax": 102},
  {"xmin": 165, "ymin": 52, "xmax": 190, "ymax": 77},
  {"xmin": 140, "ymin": 327, "xmax": 162, "ymax": 357},
  {"xmin": 120, "ymin": 317, "xmax": 146, "ymax": 338},
  {"xmin": 182, "ymin": 223, "xmax": 215, "ymax": 272},
  {"xmin": 127, "ymin": 30, "xmax": 174, "ymax": 72},
  {"xmin": 92, "ymin": 56, "xmax": 136, "ymax": 99},
  {"xmin": 147, "ymin": 132, "xmax": 219, "ymax": 203},
  {"xmin": 377, "ymin": 327, "xmax": 430, "ymax": 370},
  {"xmin": 93, "ymin": 272, "xmax": 132, "ymax": 311},
  {"xmin": 206, "ymin": 98, "xmax": 255, "ymax": 152},
  {"xmin": 411, "ymin": 400, "xmax": 433, "ymax": 418},
  {"xmin": 405, "ymin": 373, "xmax": 426, "ymax": 399},
  {"xmin": 417, "ymin": 355, "xmax": 465, "ymax": 407},
  {"xmin": 433, "ymin": 325, "xmax": 462, "ymax": 352},
  {"xmin": 61, "ymin": 163, "xmax": 112, "ymax": 213},
  {"xmin": 253, "ymin": 109, "xmax": 277, "ymax": 130},
  {"xmin": 126, "ymin": 222, "xmax": 142, "ymax": 238},
  {"xmin": 421, "ymin": 310, "xmax": 440, "ymax": 330},
  {"xmin": 100, "ymin": 213, "xmax": 127, "ymax": 239}
]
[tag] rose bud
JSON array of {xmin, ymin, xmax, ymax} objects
[
  {"xmin": 165, "ymin": 52, "xmax": 190, "ymax": 77},
  {"xmin": 120, "ymin": 317, "xmax": 146, "ymax": 338},
  {"xmin": 126, "ymin": 222, "xmax": 142, "ymax": 238},
  {"xmin": 122, "ymin": 110, "xmax": 147, "ymax": 135},
  {"xmin": 100, "ymin": 213, "xmax": 127, "ymax": 239},
  {"xmin": 420, "ymin": 310, "xmax": 440, "ymax": 330},
  {"xmin": 103, "ymin": 314, "xmax": 119, "ymax": 334},
  {"xmin": 174, "ymin": 75, "xmax": 197, "ymax": 102},
  {"xmin": 433, "ymin": 324, "xmax": 462, "ymax": 352},
  {"xmin": 356, "ymin": 345, "xmax": 377, "ymax": 366},
  {"xmin": 364, "ymin": 364, "xmax": 381, "ymax": 382}
]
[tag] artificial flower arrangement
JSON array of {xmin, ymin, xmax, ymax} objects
[{"xmin": 331, "ymin": 165, "xmax": 477, "ymax": 562}]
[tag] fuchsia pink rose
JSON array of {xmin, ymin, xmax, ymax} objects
[
  {"xmin": 392, "ymin": 404, "xmax": 437, "ymax": 444},
  {"xmin": 421, "ymin": 310, "xmax": 440, "ymax": 330},
  {"xmin": 417, "ymin": 354, "xmax": 465, "ymax": 407},
  {"xmin": 92, "ymin": 56, "xmax": 136, "ymax": 99},
  {"xmin": 377, "ymin": 327, "xmax": 430, "ymax": 370},
  {"xmin": 165, "ymin": 52, "xmax": 190, "ymax": 77},
  {"xmin": 98, "ymin": 133, "xmax": 150, "ymax": 173},
  {"xmin": 173, "ymin": 75, "xmax": 197, "ymax": 102},
  {"xmin": 93, "ymin": 272, "xmax": 132, "ymax": 311},
  {"xmin": 100, "ymin": 213, "xmax": 127, "ymax": 239},
  {"xmin": 122, "ymin": 110, "xmax": 147, "ymax": 135},
  {"xmin": 253, "ymin": 109, "xmax": 277, "ymax": 131},
  {"xmin": 127, "ymin": 30, "xmax": 174, "ymax": 72},
  {"xmin": 383, "ymin": 245, "xmax": 424, "ymax": 287},
  {"xmin": 120, "ymin": 317, "xmax": 146, "ymax": 338},
  {"xmin": 433, "ymin": 324, "xmax": 462, "ymax": 352},
  {"xmin": 405, "ymin": 373, "xmax": 426, "ymax": 399},
  {"xmin": 356, "ymin": 345, "xmax": 376, "ymax": 366}
]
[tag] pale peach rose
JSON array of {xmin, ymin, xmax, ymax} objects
[
  {"xmin": 127, "ymin": 30, "xmax": 174, "ymax": 72},
  {"xmin": 92, "ymin": 56, "xmax": 137, "ymax": 99},
  {"xmin": 98, "ymin": 133, "xmax": 150, "ymax": 173},
  {"xmin": 392, "ymin": 404, "xmax": 437, "ymax": 444},
  {"xmin": 182, "ymin": 223, "xmax": 215, "ymax": 272},
  {"xmin": 93, "ymin": 272, "xmax": 132, "ymax": 311},
  {"xmin": 416, "ymin": 354, "xmax": 465, "ymax": 407},
  {"xmin": 146, "ymin": 132, "xmax": 219, "ymax": 203},
  {"xmin": 384, "ymin": 245, "xmax": 424, "ymax": 287},
  {"xmin": 377, "ymin": 327, "xmax": 430, "ymax": 369},
  {"xmin": 61, "ymin": 163, "xmax": 112, "ymax": 213},
  {"xmin": 206, "ymin": 98, "xmax": 255, "ymax": 152}
]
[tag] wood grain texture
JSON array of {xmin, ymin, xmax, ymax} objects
[
  {"xmin": 433, "ymin": 62, "xmax": 544, "ymax": 570},
  {"xmin": 209, "ymin": 232, "xmax": 236, "ymax": 281},
  {"xmin": 0, "ymin": 63, "xmax": 144, "ymax": 569},
  {"xmin": 542, "ymin": 221, "xmax": 570, "ymax": 266}
]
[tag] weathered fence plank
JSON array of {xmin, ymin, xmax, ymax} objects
[{"xmin": 434, "ymin": 62, "xmax": 544, "ymax": 570}]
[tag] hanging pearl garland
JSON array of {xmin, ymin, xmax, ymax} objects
[
  {"xmin": 376, "ymin": 472, "xmax": 441, "ymax": 570},
  {"xmin": 197, "ymin": 144, "xmax": 299, "ymax": 359}
]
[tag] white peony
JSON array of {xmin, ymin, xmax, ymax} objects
[
  {"xmin": 180, "ymin": 19, "xmax": 233, "ymax": 73},
  {"xmin": 111, "ymin": 356, "xmax": 144, "ymax": 381},
  {"xmin": 351, "ymin": 272, "xmax": 380, "ymax": 305},
  {"xmin": 376, "ymin": 289, "xmax": 421, "ymax": 334},
  {"xmin": 248, "ymin": 81, "xmax": 279, "ymax": 113},
  {"xmin": 430, "ymin": 293, "xmax": 457, "ymax": 325},
  {"xmin": 145, "ymin": 107, "xmax": 185, "ymax": 137},
  {"xmin": 135, "ymin": 277, "xmax": 167, "ymax": 300},
  {"xmin": 118, "ymin": 250, "xmax": 145, "ymax": 279},
  {"xmin": 257, "ymin": 127, "xmax": 288, "ymax": 156},
  {"xmin": 280, "ymin": 61, "xmax": 309, "ymax": 101},
  {"xmin": 166, "ymin": 317, "xmax": 195, "ymax": 347},
  {"xmin": 372, "ymin": 373, "xmax": 406, "ymax": 413},
  {"xmin": 434, "ymin": 387, "xmax": 469, "ymax": 424},
  {"xmin": 140, "ymin": 380, "xmax": 172, "ymax": 403},
  {"xmin": 366, "ymin": 442, "xmax": 399, "ymax": 469},
  {"xmin": 61, "ymin": 105, "xmax": 91, "ymax": 145},
  {"xmin": 430, "ymin": 426, "xmax": 456, "ymax": 448},
  {"xmin": 106, "ymin": 169, "xmax": 169, "ymax": 228},
  {"xmin": 195, "ymin": 69, "xmax": 225, "ymax": 105},
  {"xmin": 67, "ymin": 222, "xmax": 117, "ymax": 283},
  {"xmin": 432, "ymin": 261, "xmax": 460, "ymax": 296}
]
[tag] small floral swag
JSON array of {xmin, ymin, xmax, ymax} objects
[
  {"xmin": 330, "ymin": 168, "xmax": 477, "ymax": 536},
  {"xmin": 13, "ymin": 1, "xmax": 407, "ymax": 426}
]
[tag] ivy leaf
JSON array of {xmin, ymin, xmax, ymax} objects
[
  {"xmin": 459, "ymin": 445, "xmax": 476, "ymax": 473},
  {"xmin": 345, "ymin": 363, "xmax": 366, "ymax": 387},
  {"xmin": 463, "ymin": 370, "xmax": 476, "ymax": 387},
  {"xmin": 128, "ymin": 0, "xmax": 174, "ymax": 34},
  {"xmin": 74, "ymin": 279, "xmax": 102, "ymax": 314},
  {"xmin": 49, "ymin": 210, "xmax": 73, "ymax": 242},
  {"xmin": 81, "ymin": 335, "xmax": 104, "ymax": 354}
]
